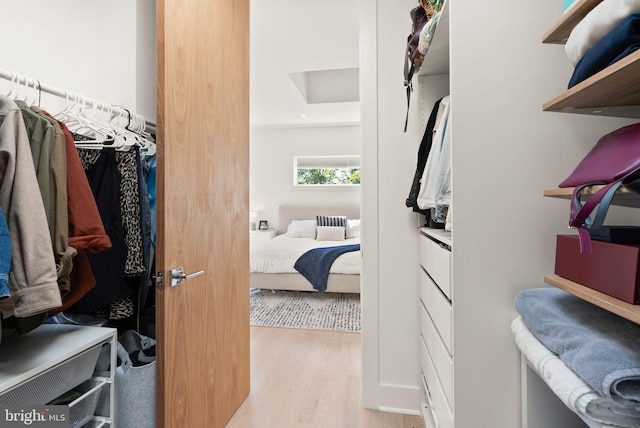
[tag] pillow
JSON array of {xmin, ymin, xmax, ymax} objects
[
  {"xmin": 316, "ymin": 226, "xmax": 346, "ymax": 241},
  {"xmin": 286, "ymin": 220, "xmax": 317, "ymax": 238},
  {"xmin": 346, "ymin": 218, "xmax": 361, "ymax": 239},
  {"xmin": 316, "ymin": 215, "xmax": 347, "ymax": 227}
]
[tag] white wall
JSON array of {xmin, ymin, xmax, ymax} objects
[
  {"xmin": 249, "ymin": 0, "xmax": 360, "ymax": 126},
  {"xmin": 448, "ymin": 1, "xmax": 571, "ymax": 423},
  {"xmin": 250, "ymin": 125, "xmax": 361, "ymax": 229},
  {"xmin": 450, "ymin": 1, "xmax": 634, "ymax": 425},
  {"xmin": 0, "ymin": 0, "xmax": 155, "ymax": 121},
  {"xmin": 136, "ymin": 0, "xmax": 158, "ymax": 122},
  {"xmin": 362, "ymin": 0, "xmax": 638, "ymax": 424},
  {"xmin": 360, "ymin": 0, "xmax": 424, "ymax": 413}
]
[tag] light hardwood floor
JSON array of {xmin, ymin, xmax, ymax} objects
[{"xmin": 225, "ymin": 326, "xmax": 424, "ymax": 428}]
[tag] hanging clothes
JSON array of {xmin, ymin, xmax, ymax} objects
[
  {"xmin": 45, "ymin": 111, "xmax": 112, "ymax": 318},
  {"xmin": 116, "ymin": 148, "xmax": 146, "ymax": 277},
  {"xmin": 70, "ymin": 144, "xmax": 148, "ymax": 320},
  {"xmin": 0, "ymin": 71, "xmax": 156, "ymax": 334},
  {"xmin": 31, "ymin": 106, "xmax": 71, "ymax": 292},
  {"xmin": 0, "ymin": 95, "xmax": 61, "ymax": 320},
  {"xmin": 417, "ymin": 95, "xmax": 451, "ymax": 212},
  {"xmin": 71, "ymin": 148, "xmax": 129, "ymax": 313},
  {"xmin": 406, "ymin": 97, "xmax": 443, "ymax": 215},
  {"xmin": 0, "ymin": 208, "xmax": 11, "ymax": 302}
]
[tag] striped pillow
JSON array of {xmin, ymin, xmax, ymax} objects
[{"xmin": 316, "ymin": 215, "xmax": 347, "ymax": 228}]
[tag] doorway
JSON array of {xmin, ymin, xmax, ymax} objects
[{"xmin": 244, "ymin": 0, "xmax": 365, "ymax": 422}]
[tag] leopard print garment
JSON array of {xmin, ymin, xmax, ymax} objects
[
  {"xmin": 95, "ymin": 296, "xmax": 134, "ymax": 320},
  {"xmin": 78, "ymin": 148, "xmax": 146, "ymax": 276},
  {"xmin": 115, "ymin": 148, "xmax": 146, "ymax": 276}
]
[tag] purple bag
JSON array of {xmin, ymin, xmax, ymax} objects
[{"xmin": 559, "ymin": 122, "xmax": 640, "ymax": 254}]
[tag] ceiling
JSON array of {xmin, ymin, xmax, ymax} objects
[{"xmin": 249, "ymin": 0, "xmax": 361, "ymax": 128}]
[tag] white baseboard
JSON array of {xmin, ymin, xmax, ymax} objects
[{"xmin": 363, "ymin": 383, "xmax": 420, "ymax": 415}]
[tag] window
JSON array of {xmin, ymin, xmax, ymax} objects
[{"xmin": 294, "ymin": 156, "xmax": 360, "ymax": 186}]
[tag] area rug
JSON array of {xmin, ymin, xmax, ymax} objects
[{"xmin": 249, "ymin": 289, "xmax": 360, "ymax": 332}]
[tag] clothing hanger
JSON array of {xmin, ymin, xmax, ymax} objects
[
  {"xmin": 25, "ymin": 77, "xmax": 39, "ymax": 107},
  {"xmin": 104, "ymin": 105, "xmax": 135, "ymax": 151},
  {"xmin": 121, "ymin": 108, "xmax": 156, "ymax": 156},
  {"xmin": 58, "ymin": 93, "xmax": 113, "ymax": 147},
  {"xmin": 6, "ymin": 71, "xmax": 19, "ymax": 100},
  {"xmin": 128, "ymin": 110, "xmax": 157, "ymax": 156}
]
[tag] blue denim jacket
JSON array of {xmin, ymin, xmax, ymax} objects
[{"xmin": 0, "ymin": 207, "xmax": 12, "ymax": 300}]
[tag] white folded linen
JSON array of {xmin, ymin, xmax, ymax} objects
[
  {"xmin": 512, "ymin": 316, "xmax": 640, "ymax": 428},
  {"xmin": 565, "ymin": 0, "xmax": 640, "ymax": 66}
]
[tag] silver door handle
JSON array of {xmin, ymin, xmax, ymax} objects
[{"xmin": 171, "ymin": 267, "xmax": 204, "ymax": 286}]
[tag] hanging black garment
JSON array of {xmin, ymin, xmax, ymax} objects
[
  {"xmin": 70, "ymin": 149, "xmax": 131, "ymax": 313},
  {"xmin": 406, "ymin": 98, "xmax": 443, "ymax": 214}
]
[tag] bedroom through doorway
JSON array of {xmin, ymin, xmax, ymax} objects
[{"xmin": 243, "ymin": 0, "xmax": 365, "ymax": 420}]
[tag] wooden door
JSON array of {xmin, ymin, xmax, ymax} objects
[{"xmin": 155, "ymin": 0, "xmax": 250, "ymax": 427}]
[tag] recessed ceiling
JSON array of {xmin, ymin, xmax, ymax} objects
[
  {"xmin": 289, "ymin": 68, "xmax": 359, "ymax": 104},
  {"xmin": 250, "ymin": 0, "xmax": 360, "ymax": 127}
]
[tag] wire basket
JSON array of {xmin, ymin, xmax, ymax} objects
[
  {"xmin": 67, "ymin": 377, "xmax": 108, "ymax": 428},
  {"xmin": 0, "ymin": 345, "xmax": 102, "ymax": 406}
]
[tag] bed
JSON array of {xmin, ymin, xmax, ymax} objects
[{"xmin": 250, "ymin": 205, "xmax": 361, "ymax": 293}]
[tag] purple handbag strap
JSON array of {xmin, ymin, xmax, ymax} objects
[{"xmin": 569, "ymin": 181, "xmax": 621, "ymax": 254}]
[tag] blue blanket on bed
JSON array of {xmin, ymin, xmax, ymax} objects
[{"xmin": 294, "ymin": 244, "xmax": 360, "ymax": 292}]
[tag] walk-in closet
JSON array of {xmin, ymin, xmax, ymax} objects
[{"xmin": 0, "ymin": 1, "xmax": 250, "ymax": 427}]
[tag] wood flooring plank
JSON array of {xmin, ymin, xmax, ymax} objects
[{"xmin": 225, "ymin": 327, "xmax": 424, "ymax": 428}]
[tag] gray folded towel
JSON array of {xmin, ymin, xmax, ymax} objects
[{"xmin": 515, "ymin": 287, "xmax": 640, "ymax": 406}]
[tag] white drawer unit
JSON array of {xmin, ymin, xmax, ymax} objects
[
  {"xmin": 420, "ymin": 305, "xmax": 453, "ymax": 406},
  {"xmin": 418, "ymin": 227, "xmax": 453, "ymax": 428},
  {"xmin": 419, "ymin": 233, "xmax": 452, "ymax": 299},
  {"xmin": 420, "ymin": 376, "xmax": 437, "ymax": 428},
  {"xmin": 422, "ymin": 335, "xmax": 454, "ymax": 428},
  {"xmin": 419, "ymin": 269, "xmax": 452, "ymax": 354},
  {"xmin": 0, "ymin": 325, "xmax": 117, "ymax": 427}
]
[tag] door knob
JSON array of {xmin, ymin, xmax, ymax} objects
[{"xmin": 171, "ymin": 267, "xmax": 204, "ymax": 286}]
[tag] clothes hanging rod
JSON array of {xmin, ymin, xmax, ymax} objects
[{"xmin": 0, "ymin": 68, "xmax": 156, "ymax": 130}]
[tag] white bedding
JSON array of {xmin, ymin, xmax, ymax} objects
[{"xmin": 250, "ymin": 234, "xmax": 361, "ymax": 275}]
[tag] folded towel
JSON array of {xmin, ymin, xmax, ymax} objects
[
  {"xmin": 569, "ymin": 13, "xmax": 640, "ymax": 88},
  {"xmin": 294, "ymin": 244, "xmax": 360, "ymax": 292},
  {"xmin": 512, "ymin": 316, "xmax": 640, "ymax": 427},
  {"xmin": 515, "ymin": 287, "xmax": 640, "ymax": 407},
  {"xmin": 565, "ymin": 0, "xmax": 640, "ymax": 66}
]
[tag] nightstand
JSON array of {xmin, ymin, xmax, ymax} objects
[{"xmin": 250, "ymin": 229, "xmax": 277, "ymax": 245}]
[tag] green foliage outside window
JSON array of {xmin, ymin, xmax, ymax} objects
[{"xmin": 297, "ymin": 167, "xmax": 361, "ymax": 185}]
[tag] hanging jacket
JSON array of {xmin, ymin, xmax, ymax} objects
[
  {"xmin": 0, "ymin": 95, "xmax": 61, "ymax": 319},
  {"xmin": 417, "ymin": 95, "xmax": 450, "ymax": 211},
  {"xmin": 406, "ymin": 97, "xmax": 443, "ymax": 214},
  {"xmin": 71, "ymin": 149, "xmax": 130, "ymax": 313},
  {"xmin": 44, "ymin": 113, "xmax": 112, "ymax": 317}
]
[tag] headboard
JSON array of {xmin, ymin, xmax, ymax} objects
[{"xmin": 277, "ymin": 205, "xmax": 360, "ymax": 235}]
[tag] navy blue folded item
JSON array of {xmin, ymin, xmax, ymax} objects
[
  {"xmin": 293, "ymin": 244, "xmax": 360, "ymax": 292},
  {"xmin": 515, "ymin": 287, "xmax": 640, "ymax": 404},
  {"xmin": 569, "ymin": 13, "xmax": 640, "ymax": 88},
  {"xmin": 589, "ymin": 226, "xmax": 640, "ymax": 244}
]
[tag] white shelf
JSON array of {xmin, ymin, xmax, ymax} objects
[
  {"xmin": 420, "ymin": 227, "xmax": 452, "ymax": 247},
  {"xmin": 0, "ymin": 324, "xmax": 116, "ymax": 397}
]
